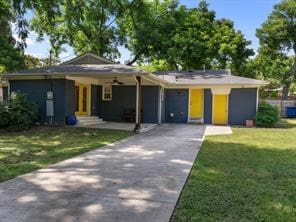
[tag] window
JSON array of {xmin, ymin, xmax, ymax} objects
[{"xmin": 102, "ymin": 85, "xmax": 112, "ymax": 101}]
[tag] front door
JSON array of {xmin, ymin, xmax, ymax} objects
[
  {"xmin": 213, "ymin": 95, "xmax": 228, "ymax": 125},
  {"xmin": 75, "ymin": 84, "xmax": 89, "ymax": 115},
  {"xmin": 189, "ymin": 89, "xmax": 203, "ymax": 118}
]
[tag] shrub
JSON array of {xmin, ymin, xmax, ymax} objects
[
  {"xmin": 0, "ymin": 93, "xmax": 39, "ymax": 131},
  {"xmin": 255, "ymin": 102, "xmax": 280, "ymax": 127}
]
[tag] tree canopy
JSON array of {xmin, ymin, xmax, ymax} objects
[
  {"xmin": 4, "ymin": 0, "xmax": 254, "ymax": 74},
  {"xmin": 0, "ymin": 0, "xmax": 26, "ymax": 73},
  {"xmin": 256, "ymin": 0, "xmax": 296, "ymax": 98},
  {"xmin": 120, "ymin": 0, "xmax": 254, "ymax": 72}
]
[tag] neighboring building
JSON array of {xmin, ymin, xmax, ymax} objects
[{"xmin": 3, "ymin": 53, "xmax": 267, "ymax": 129}]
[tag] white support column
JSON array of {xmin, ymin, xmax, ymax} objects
[
  {"xmin": 134, "ymin": 76, "xmax": 142, "ymax": 132},
  {"xmin": 158, "ymin": 87, "xmax": 162, "ymax": 124},
  {"xmin": 0, "ymin": 87, "xmax": 3, "ymax": 102},
  {"xmin": 256, "ymin": 87, "xmax": 259, "ymax": 112}
]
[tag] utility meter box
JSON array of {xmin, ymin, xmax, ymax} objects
[
  {"xmin": 47, "ymin": 91, "xmax": 54, "ymax": 100},
  {"xmin": 46, "ymin": 100, "xmax": 54, "ymax": 117}
]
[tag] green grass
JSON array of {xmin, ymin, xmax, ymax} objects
[
  {"xmin": 172, "ymin": 119, "xmax": 296, "ymax": 222},
  {"xmin": 0, "ymin": 127, "xmax": 131, "ymax": 182}
]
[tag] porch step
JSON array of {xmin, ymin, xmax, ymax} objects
[
  {"xmin": 188, "ymin": 118, "xmax": 204, "ymax": 124},
  {"xmin": 76, "ymin": 116, "xmax": 105, "ymax": 126}
]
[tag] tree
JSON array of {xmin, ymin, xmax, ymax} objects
[
  {"xmin": 29, "ymin": 0, "xmax": 137, "ymax": 60},
  {"xmin": 120, "ymin": 0, "xmax": 253, "ymax": 71},
  {"xmin": 257, "ymin": 0, "xmax": 296, "ymax": 99},
  {"xmin": 210, "ymin": 19, "xmax": 254, "ymax": 73},
  {"xmin": 24, "ymin": 54, "xmax": 42, "ymax": 68},
  {"xmin": 0, "ymin": 0, "xmax": 25, "ymax": 73}
]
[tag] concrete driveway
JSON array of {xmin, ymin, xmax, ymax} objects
[{"xmin": 0, "ymin": 124, "xmax": 205, "ymax": 222}]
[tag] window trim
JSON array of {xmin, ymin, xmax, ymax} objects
[{"xmin": 102, "ymin": 85, "xmax": 112, "ymax": 101}]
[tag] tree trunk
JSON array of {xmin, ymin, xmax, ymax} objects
[{"xmin": 281, "ymin": 83, "xmax": 290, "ymax": 100}]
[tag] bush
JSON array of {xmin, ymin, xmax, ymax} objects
[
  {"xmin": 0, "ymin": 93, "xmax": 39, "ymax": 131},
  {"xmin": 255, "ymin": 102, "xmax": 280, "ymax": 127}
]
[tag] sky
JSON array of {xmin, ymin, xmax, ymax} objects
[{"xmin": 19, "ymin": 0, "xmax": 281, "ymax": 63}]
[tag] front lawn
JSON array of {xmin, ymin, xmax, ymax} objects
[
  {"xmin": 0, "ymin": 127, "xmax": 131, "ymax": 182},
  {"xmin": 172, "ymin": 119, "xmax": 296, "ymax": 221}
]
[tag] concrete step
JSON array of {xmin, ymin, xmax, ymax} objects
[
  {"xmin": 76, "ymin": 116, "xmax": 105, "ymax": 126},
  {"xmin": 188, "ymin": 118, "xmax": 204, "ymax": 124},
  {"xmin": 77, "ymin": 116, "xmax": 102, "ymax": 121}
]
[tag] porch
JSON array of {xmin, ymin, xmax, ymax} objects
[{"xmin": 68, "ymin": 72, "xmax": 165, "ymax": 132}]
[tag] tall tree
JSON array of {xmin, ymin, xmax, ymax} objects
[
  {"xmin": 120, "ymin": 0, "xmax": 253, "ymax": 71},
  {"xmin": 257, "ymin": 0, "xmax": 296, "ymax": 99},
  {"xmin": 29, "ymin": 0, "xmax": 136, "ymax": 60},
  {"xmin": 0, "ymin": 0, "xmax": 25, "ymax": 73}
]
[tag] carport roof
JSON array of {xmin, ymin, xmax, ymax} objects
[{"xmin": 154, "ymin": 70, "xmax": 268, "ymax": 86}]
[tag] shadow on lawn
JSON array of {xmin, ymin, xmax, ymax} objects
[
  {"xmin": 0, "ymin": 127, "xmax": 131, "ymax": 182},
  {"xmin": 172, "ymin": 139, "xmax": 296, "ymax": 222},
  {"xmin": 276, "ymin": 118, "xmax": 296, "ymax": 128}
]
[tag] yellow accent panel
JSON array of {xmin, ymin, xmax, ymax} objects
[
  {"xmin": 213, "ymin": 95, "xmax": 228, "ymax": 125},
  {"xmin": 190, "ymin": 89, "xmax": 203, "ymax": 118},
  {"xmin": 75, "ymin": 83, "xmax": 89, "ymax": 115}
]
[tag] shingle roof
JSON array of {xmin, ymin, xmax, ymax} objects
[
  {"xmin": 5, "ymin": 64, "xmax": 148, "ymax": 76},
  {"xmin": 154, "ymin": 70, "xmax": 267, "ymax": 86}
]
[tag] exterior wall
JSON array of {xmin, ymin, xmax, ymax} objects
[
  {"xmin": 65, "ymin": 80, "xmax": 75, "ymax": 117},
  {"xmin": 96, "ymin": 85, "xmax": 159, "ymax": 123},
  {"xmin": 203, "ymin": 89, "xmax": 212, "ymax": 124},
  {"xmin": 9, "ymin": 79, "xmax": 69, "ymax": 125},
  {"xmin": 164, "ymin": 89, "xmax": 188, "ymax": 123},
  {"xmin": 91, "ymin": 84, "xmax": 99, "ymax": 116},
  {"xmin": 228, "ymin": 88, "xmax": 257, "ymax": 125}
]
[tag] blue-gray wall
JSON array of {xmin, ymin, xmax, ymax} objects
[
  {"xmin": 9, "ymin": 79, "xmax": 74, "ymax": 124},
  {"xmin": 65, "ymin": 80, "xmax": 75, "ymax": 117},
  {"xmin": 95, "ymin": 85, "xmax": 159, "ymax": 123},
  {"xmin": 164, "ymin": 89, "xmax": 188, "ymax": 123},
  {"xmin": 228, "ymin": 88, "xmax": 257, "ymax": 125},
  {"xmin": 91, "ymin": 84, "xmax": 99, "ymax": 116},
  {"xmin": 203, "ymin": 89, "xmax": 212, "ymax": 124}
]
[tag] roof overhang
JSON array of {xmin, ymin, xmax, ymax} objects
[{"xmin": 164, "ymin": 83, "xmax": 268, "ymax": 89}]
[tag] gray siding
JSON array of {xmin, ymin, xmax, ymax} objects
[
  {"xmin": 142, "ymin": 86, "xmax": 159, "ymax": 123},
  {"xmin": 96, "ymin": 85, "xmax": 159, "ymax": 123},
  {"xmin": 228, "ymin": 88, "xmax": 257, "ymax": 125},
  {"xmin": 165, "ymin": 89, "xmax": 188, "ymax": 123},
  {"xmin": 91, "ymin": 85, "xmax": 99, "ymax": 116},
  {"xmin": 203, "ymin": 89, "xmax": 212, "ymax": 124},
  {"xmin": 9, "ymin": 79, "xmax": 68, "ymax": 124},
  {"xmin": 65, "ymin": 80, "xmax": 75, "ymax": 117}
]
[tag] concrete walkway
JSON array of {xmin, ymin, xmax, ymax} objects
[
  {"xmin": 0, "ymin": 124, "xmax": 205, "ymax": 222},
  {"xmin": 204, "ymin": 125, "xmax": 232, "ymax": 136}
]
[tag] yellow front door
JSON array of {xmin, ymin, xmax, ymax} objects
[
  {"xmin": 213, "ymin": 95, "xmax": 228, "ymax": 125},
  {"xmin": 75, "ymin": 84, "xmax": 89, "ymax": 115},
  {"xmin": 189, "ymin": 89, "xmax": 203, "ymax": 118}
]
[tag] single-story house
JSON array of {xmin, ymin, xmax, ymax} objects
[{"xmin": 4, "ymin": 53, "xmax": 267, "ymax": 130}]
